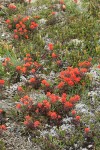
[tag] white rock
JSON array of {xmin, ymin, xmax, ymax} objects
[
  {"xmin": 20, "ymin": 76, "xmax": 27, "ymax": 82},
  {"xmin": 75, "ymin": 103, "xmax": 89, "ymax": 114},
  {"xmin": 88, "ymin": 145, "xmax": 93, "ymax": 148},
  {"xmin": 39, "ymin": 19, "xmax": 47, "ymax": 25}
]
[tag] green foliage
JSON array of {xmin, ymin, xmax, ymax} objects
[{"xmin": 0, "ymin": 140, "xmax": 6, "ymax": 150}]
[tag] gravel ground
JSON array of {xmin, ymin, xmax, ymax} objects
[{"xmin": 1, "ymin": 131, "xmax": 41, "ymax": 150}]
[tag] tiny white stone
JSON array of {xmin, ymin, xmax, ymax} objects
[
  {"xmin": 88, "ymin": 145, "xmax": 93, "ymax": 148},
  {"xmin": 39, "ymin": 19, "xmax": 47, "ymax": 25}
]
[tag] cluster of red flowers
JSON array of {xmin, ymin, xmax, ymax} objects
[
  {"xmin": 16, "ymin": 95, "xmax": 33, "ymax": 109},
  {"xmin": 37, "ymin": 100, "xmax": 51, "ymax": 113},
  {"xmin": 0, "ymin": 109, "xmax": 3, "ymax": 114},
  {"xmin": 48, "ymin": 43, "xmax": 57, "ymax": 58},
  {"xmin": 2, "ymin": 54, "xmax": 43, "ymax": 91},
  {"xmin": 63, "ymin": 95, "xmax": 80, "ymax": 111},
  {"xmin": 69, "ymin": 95, "xmax": 80, "ymax": 103},
  {"xmin": 47, "ymin": 92, "xmax": 80, "ymax": 107},
  {"xmin": 0, "ymin": 109, "xmax": 7, "ymax": 134},
  {"xmin": 78, "ymin": 59, "xmax": 92, "ymax": 69},
  {"xmin": 48, "ymin": 111, "xmax": 61, "ymax": 120},
  {"xmin": 78, "ymin": 58, "xmax": 92, "ymax": 74},
  {"xmin": 17, "ymin": 86, "xmax": 23, "ymax": 92},
  {"xmin": 52, "ymin": 52, "xmax": 57, "ymax": 58},
  {"xmin": 58, "ymin": 67, "xmax": 81, "ymax": 88},
  {"xmin": 36, "ymin": 98, "xmax": 61, "ymax": 121},
  {"xmin": 24, "ymin": 115, "xmax": 40, "ymax": 128},
  {"xmin": 48, "ymin": 43, "xmax": 54, "ymax": 51},
  {"xmin": 47, "ymin": 93, "xmax": 80, "ymax": 116},
  {"xmin": 0, "ymin": 79, "xmax": 5, "ymax": 86},
  {"xmin": 84, "ymin": 127, "xmax": 90, "ymax": 133},
  {"xmin": 0, "ymin": 79, "xmax": 5, "ymax": 92},
  {"xmin": 5, "ymin": 16, "xmax": 38, "ymax": 39},
  {"xmin": 16, "ymin": 91, "xmax": 81, "ymax": 127},
  {"xmin": 33, "ymin": 120, "xmax": 40, "ymax": 128},
  {"xmin": 97, "ymin": 64, "xmax": 100, "ymax": 69},
  {"xmin": 48, "ymin": 43, "xmax": 63, "ymax": 66},
  {"xmin": 0, "ymin": 125, "xmax": 7, "ymax": 131},
  {"xmin": 15, "ymin": 54, "xmax": 41, "ymax": 76},
  {"xmin": 29, "ymin": 77, "xmax": 36, "ymax": 83},
  {"xmin": 71, "ymin": 110, "xmax": 81, "ymax": 122},
  {"xmin": 41, "ymin": 79, "xmax": 50, "ymax": 87},
  {"xmin": 71, "ymin": 109, "xmax": 81, "ymax": 121},
  {"xmin": 24, "ymin": 115, "xmax": 32, "ymax": 126},
  {"xmin": 8, "ymin": 3, "xmax": 17, "ymax": 10},
  {"xmin": 2, "ymin": 57, "xmax": 11, "ymax": 67},
  {"xmin": 47, "ymin": 93, "xmax": 60, "ymax": 103},
  {"xmin": 44, "ymin": 93, "xmax": 79, "ymax": 115}
]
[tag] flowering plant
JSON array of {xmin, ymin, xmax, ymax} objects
[
  {"xmin": 5, "ymin": 16, "xmax": 39, "ymax": 39},
  {"xmin": 0, "ymin": 109, "xmax": 6, "ymax": 135}
]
